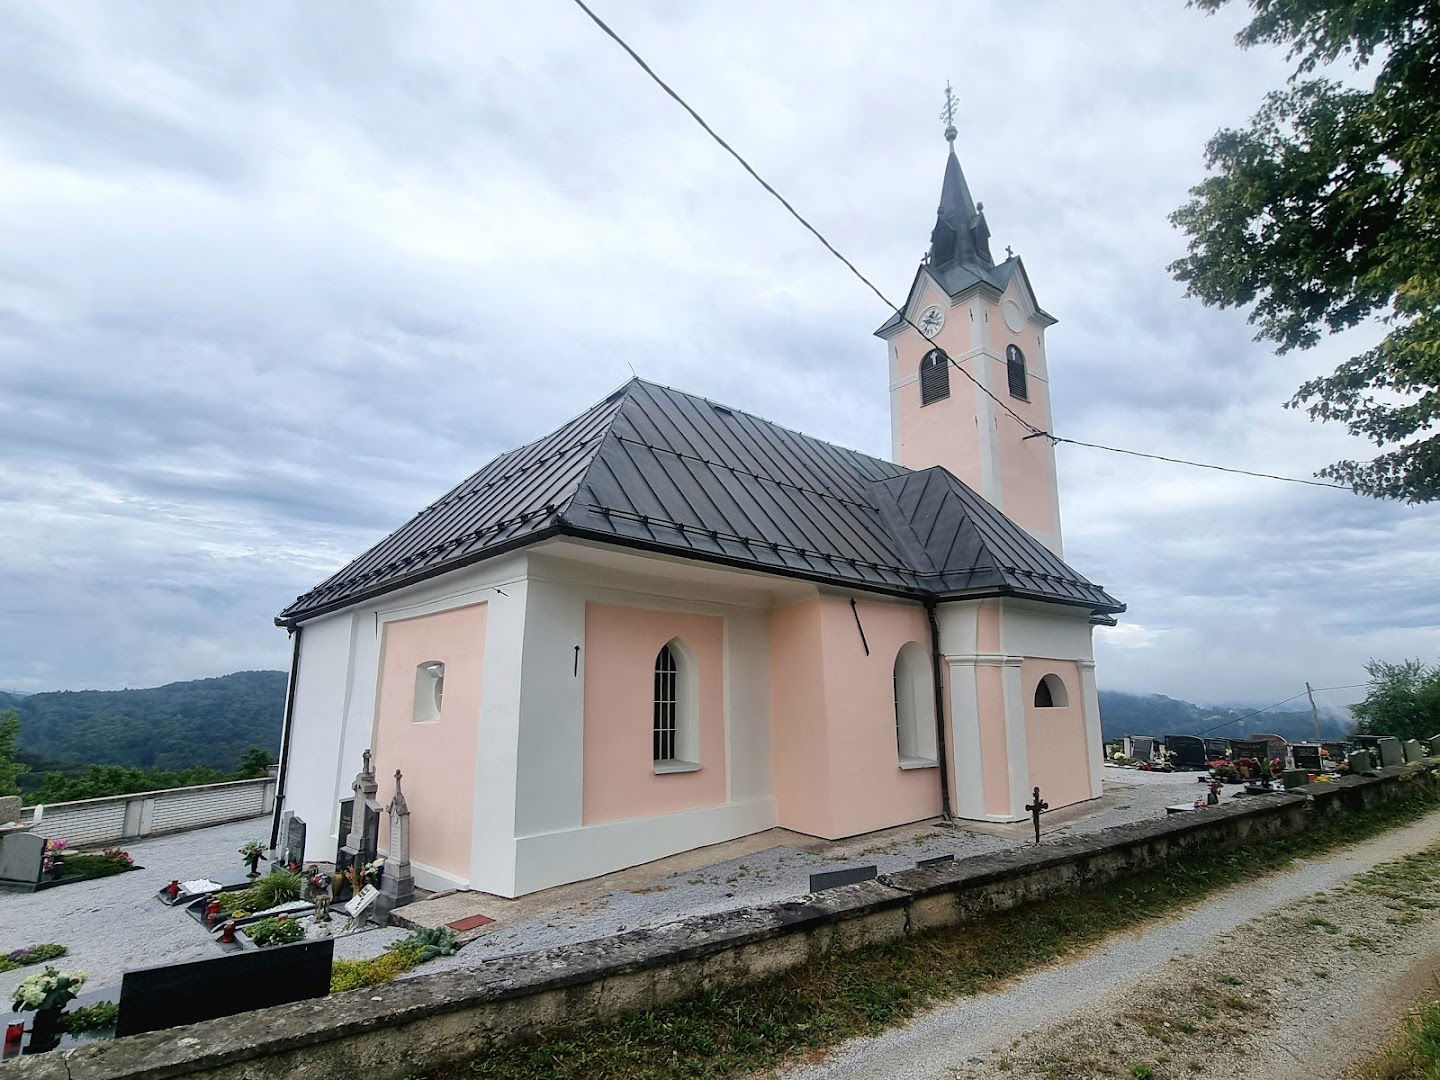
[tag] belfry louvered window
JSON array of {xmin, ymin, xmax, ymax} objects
[
  {"xmin": 653, "ymin": 644, "xmax": 678, "ymax": 761},
  {"xmin": 1006, "ymin": 345, "xmax": 1029, "ymax": 400},
  {"xmin": 919, "ymin": 348, "xmax": 950, "ymax": 405}
]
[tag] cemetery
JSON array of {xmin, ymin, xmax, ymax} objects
[{"xmin": 0, "ymin": 743, "xmax": 1436, "ymax": 1072}]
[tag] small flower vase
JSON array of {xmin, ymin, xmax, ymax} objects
[
  {"xmin": 25, "ymin": 1007, "xmax": 63, "ymax": 1054},
  {"xmin": 47, "ymin": 858, "xmax": 64, "ymax": 882},
  {"xmin": 245, "ymin": 853, "xmax": 261, "ymax": 878}
]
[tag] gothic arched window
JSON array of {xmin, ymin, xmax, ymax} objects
[
  {"xmin": 1006, "ymin": 345, "xmax": 1029, "ymax": 401},
  {"xmin": 652, "ymin": 639, "xmax": 700, "ymax": 769},
  {"xmin": 920, "ymin": 348, "xmax": 950, "ymax": 405},
  {"xmin": 893, "ymin": 642, "xmax": 939, "ymax": 766}
]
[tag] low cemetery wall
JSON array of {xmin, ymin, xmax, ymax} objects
[
  {"xmin": 20, "ymin": 777, "xmax": 276, "ymax": 848},
  {"xmin": 8, "ymin": 761, "xmax": 1439, "ymax": 1080}
]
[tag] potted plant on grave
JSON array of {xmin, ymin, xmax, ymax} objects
[
  {"xmin": 12, "ymin": 966, "xmax": 86, "ymax": 1053},
  {"xmin": 238, "ymin": 839, "xmax": 266, "ymax": 878},
  {"xmin": 40, "ymin": 839, "xmax": 69, "ymax": 881},
  {"xmin": 361, "ymin": 859, "xmax": 385, "ymax": 889}
]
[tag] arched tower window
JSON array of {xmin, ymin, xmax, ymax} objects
[
  {"xmin": 919, "ymin": 348, "xmax": 950, "ymax": 405},
  {"xmin": 893, "ymin": 642, "xmax": 939, "ymax": 766},
  {"xmin": 1034, "ymin": 673, "xmax": 1068, "ymax": 709},
  {"xmin": 413, "ymin": 661, "xmax": 445, "ymax": 723},
  {"xmin": 653, "ymin": 640, "xmax": 700, "ymax": 770},
  {"xmin": 1006, "ymin": 345, "xmax": 1029, "ymax": 401}
]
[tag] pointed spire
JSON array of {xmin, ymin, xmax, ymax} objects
[{"xmin": 927, "ymin": 85, "xmax": 994, "ymax": 271}]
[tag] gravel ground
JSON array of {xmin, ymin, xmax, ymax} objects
[
  {"xmin": 403, "ymin": 770, "xmax": 1203, "ymax": 981},
  {"xmin": 0, "ymin": 818, "xmax": 401, "ymax": 1003},
  {"xmin": 778, "ymin": 809, "xmax": 1440, "ymax": 1080},
  {"xmin": 0, "ymin": 770, "xmax": 1200, "ymax": 995}
]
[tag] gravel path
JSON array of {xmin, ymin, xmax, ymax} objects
[{"xmin": 779, "ymin": 810, "xmax": 1440, "ymax": 1080}]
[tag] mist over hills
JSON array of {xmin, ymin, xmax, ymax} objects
[{"xmin": 0, "ymin": 671, "xmax": 1354, "ymax": 776}]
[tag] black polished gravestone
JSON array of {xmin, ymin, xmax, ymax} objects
[
  {"xmin": 1228, "ymin": 739, "xmax": 1270, "ymax": 763},
  {"xmin": 114, "ymin": 937, "xmax": 333, "ymax": 1038},
  {"xmin": 1164, "ymin": 735, "xmax": 1207, "ymax": 770},
  {"xmin": 809, "ymin": 865, "xmax": 878, "ymax": 893},
  {"xmin": 1203, "ymin": 738, "xmax": 1229, "ymax": 761}
]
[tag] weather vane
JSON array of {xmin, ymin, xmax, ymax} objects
[{"xmin": 939, "ymin": 81, "xmax": 958, "ymax": 144}]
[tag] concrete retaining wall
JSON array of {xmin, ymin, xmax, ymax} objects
[
  {"xmin": 6, "ymin": 762, "xmax": 1437, "ymax": 1080},
  {"xmin": 20, "ymin": 776, "xmax": 276, "ymax": 848}
]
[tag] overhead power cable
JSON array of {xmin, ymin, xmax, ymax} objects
[
  {"xmin": 569, "ymin": 0, "xmax": 1359, "ymax": 495},
  {"xmin": 1191, "ymin": 682, "xmax": 1370, "ymax": 737}
]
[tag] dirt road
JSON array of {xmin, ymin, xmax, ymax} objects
[{"xmin": 780, "ymin": 812, "xmax": 1440, "ymax": 1080}]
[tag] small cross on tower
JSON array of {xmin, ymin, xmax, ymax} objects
[{"xmin": 939, "ymin": 81, "xmax": 958, "ymax": 145}]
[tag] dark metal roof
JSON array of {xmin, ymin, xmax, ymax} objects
[{"xmin": 277, "ymin": 379, "xmax": 1122, "ymax": 624}]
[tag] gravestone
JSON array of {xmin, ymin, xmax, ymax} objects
[
  {"xmin": 1322, "ymin": 741, "xmax": 1350, "ymax": 763},
  {"xmin": 1164, "ymin": 735, "xmax": 1207, "ymax": 770},
  {"xmin": 1252, "ymin": 734, "xmax": 1289, "ymax": 768},
  {"xmin": 1403, "ymin": 739, "xmax": 1424, "ymax": 763},
  {"xmin": 1229, "ymin": 740, "xmax": 1270, "ymax": 763},
  {"xmin": 376, "ymin": 770, "xmax": 415, "ymax": 922},
  {"xmin": 1377, "ymin": 737, "xmax": 1404, "ymax": 768},
  {"xmin": 336, "ymin": 797, "xmax": 353, "ymax": 862},
  {"xmin": 0, "ymin": 796, "xmax": 20, "ymax": 825},
  {"xmin": 114, "ymin": 937, "xmax": 334, "ymax": 1038},
  {"xmin": 809, "ymin": 865, "xmax": 878, "ymax": 893},
  {"xmin": 1125, "ymin": 735, "xmax": 1157, "ymax": 763},
  {"xmin": 337, "ymin": 750, "xmax": 381, "ymax": 876},
  {"xmin": 1203, "ymin": 739, "xmax": 1229, "ymax": 760},
  {"xmin": 279, "ymin": 812, "xmax": 306, "ymax": 867},
  {"xmin": 1292, "ymin": 744, "xmax": 1324, "ymax": 772},
  {"xmin": 1428, "ymin": 735, "xmax": 1440, "ymax": 757},
  {"xmin": 1282, "ymin": 770, "xmax": 1310, "ymax": 790},
  {"xmin": 1348, "ymin": 749, "xmax": 1374, "ymax": 774},
  {"xmin": 0, "ymin": 830, "xmax": 43, "ymax": 890}
]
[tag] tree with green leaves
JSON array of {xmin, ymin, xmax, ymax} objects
[
  {"xmin": 1170, "ymin": 0, "xmax": 1439, "ymax": 501},
  {"xmin": 1351, "ymin": 658, "xmax": 1440, "ymax": 740},
  {"xmin": 0, "ymin": 708, "xmax": 28, "ymax": 797}
]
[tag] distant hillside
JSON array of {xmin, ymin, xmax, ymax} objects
[
  {"xmin": 0, "ymin": 670, "xmax": 287, "ymax": 772},
  {"xmin": 1099, "ymin": 689, "xmax": 1351, "ymax": 743}
]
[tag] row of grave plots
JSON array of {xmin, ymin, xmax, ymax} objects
[{"xmin": 1111, "ymin": 732, "xmax": 1437, "ymax": 777}]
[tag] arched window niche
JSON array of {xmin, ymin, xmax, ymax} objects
[
  {"xmin": 413, "ymin": 660, "xmax": 445, "ymax": 724},
  {"xmin": 893, "ymin": 641, "xmax": 938, "ymax": 768},
  {"xmin": 653, "ymin": 638, "xmax": 701, "ymax": 773},
  {"xmin": 1006, "ymin": 344, "xmax": 1029, "ymax": 401},
  {"xmin": 1034, "ymin": 673, "xmax": 1069, "ymax": 709},
  {"xmin": 919, "ymin": 348, "xmax": 950, "ymax": 405}
]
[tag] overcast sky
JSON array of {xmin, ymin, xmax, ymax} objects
[{"xmin": 2, "ymin": 1, "xmax": 1436, "ymax": 710}]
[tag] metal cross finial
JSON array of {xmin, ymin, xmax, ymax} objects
[
  {"xmin": 939, "ymin": 81, "xmax": 958, "ymax": 144},
  {"xmin": 1005, "ymin": 245, "xmax": 1014, "ymax": 258}
]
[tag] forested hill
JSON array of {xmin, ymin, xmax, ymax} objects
[
  {"xmin": 1098, "ymin": 690, "xmax": 1350, "ymax": 743},
  {"xmin": 1, "ymin": 670, "xmax": 287, "ymax": 772}
]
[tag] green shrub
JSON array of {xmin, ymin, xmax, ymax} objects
[
  {"xmin": 60, "ymin": 1001, "xmax": 118, "ymax": 1033},
  {"xmin": 330, "ymin": 944, "xmax": 424, "ymax": 992},
  {"xmin": 63, "ymin": 854, "xmax": 133, "ymax": 880},
  {"xmin": 224, "ymin": 869, "xmax": 302, "ymax": 915},
  {"xmin": 0, "ymin": 944, "xmax": 67, "ymax": 973},
  {"xmin": 396, "ymin": 926, "xmax": 457, "ymax": 960},
  {"xmin": 248, "ymin": 916, "xmax": 304, "ymax": 947}
]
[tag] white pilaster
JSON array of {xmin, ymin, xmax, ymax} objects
[
  {"xmin": 1079, "ymin": 658, "xmax": 1103, "ymax": 798},
  {"xmin": 945, "ymin": 658, "xmax": 986, "ymax": 820},
  {"xmin": 1000, "ymin": 656, "xmax": 1030, "ymax": 820}
]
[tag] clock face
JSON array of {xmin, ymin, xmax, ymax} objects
[
  {"xmin": 917, "ymin": 305, "xmax": 945, "ymax": 337},
  {"xmin": 1002, "ymin": 299, "xmax": 1026, "ymax": 333}
]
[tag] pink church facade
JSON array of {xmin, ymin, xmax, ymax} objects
[{"xmin": 273, "ymin": 139, "xmax": 1121, "ymax": 898}]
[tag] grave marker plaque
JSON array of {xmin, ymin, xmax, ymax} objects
[
  {"xmin": 1164, "ymin": 735, "xmax": 1207, "ymax": 770},
  {"xmin": 1229, "ymin": 740, "xmax": 1269, "ymax": 762},
  {"xmin": 809, "ymin": 865, "xmax": 878, "ymax": 893},
  {"xmin": 114, "ymin": 937, "xmax": 334, "ymax": 1038},
  {"xmin": 1292, "ymin": 744, "xmax": 1324, "ymax": 772}
]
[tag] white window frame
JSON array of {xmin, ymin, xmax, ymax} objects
[
  {"xmin": 893, "ymin": 641, "xmax": 938, "ymax": 768},
  {"xmin": 653, "ymin": 638, "xmax": 701, "ymax": 773}
]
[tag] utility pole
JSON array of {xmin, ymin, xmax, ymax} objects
[{"xmin": 1306, "ymin": 681, "xmax": 1321, "ymax": 741}]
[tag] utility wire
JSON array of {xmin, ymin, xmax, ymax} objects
[
  {"xmin": 569, "ymin": 0, "xmax": 1365, "ymax": 494},
  {"xmin": 1191, "ymin": 682, "xmax": 1370, "ymax": 738}
]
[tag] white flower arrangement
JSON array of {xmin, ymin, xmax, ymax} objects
[{"xmin": 11, "ymin": 966, "xmax": 86, "ymax": 1013}]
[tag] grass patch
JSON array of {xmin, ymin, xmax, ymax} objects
[
  {"xmin": 441, "ymin": 786, "xmax": 1440, "ymax": 1080},
  {"xmin": 330, "ymin": 926, "xmax": 458, "ymax": 993},
  {"xmin": 61, "ymin": 854, "xmax": 132, "ymax": 880},
  {"xmin": 1356, "ymin": 999, "xmax": 1440, "ymax": 1078}
]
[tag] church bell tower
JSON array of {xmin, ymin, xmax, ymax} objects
[{"xmin": 875, "ymin": 91, "xmax": 1065, "ymax": 556}]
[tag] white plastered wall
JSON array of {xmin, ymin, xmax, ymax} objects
[
  {"xmin": 510, "ymin": 550, "xmax": 776, "ymax": 896},
  {"xmin": 280, "ymin": 555, "xmax": 527, "ymax": 894}
]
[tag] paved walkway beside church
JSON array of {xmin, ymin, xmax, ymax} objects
[{"xmin": 0, "ymin": 770, "xmax": 1201, "ymax": 997}]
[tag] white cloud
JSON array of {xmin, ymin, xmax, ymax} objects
[{"xmin": 0, "ymin": 0, "xmax": 1435, "ymax": 703}]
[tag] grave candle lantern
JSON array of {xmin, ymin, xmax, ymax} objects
[
  {"xmin": 4, "ymin": 1022, "xmax": 23, "ymax": 1056},
  {"xmin": 219, "ymin": 920, "xmax": 237, "ymax": 945},
  {"xmin": 165, "ymin": 879, "xmax": 180, "ymax": 900},
  {"xmin": 205, "ymin": 897, "xmax": 222, "ymax": 928}
]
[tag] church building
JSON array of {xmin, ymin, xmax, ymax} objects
[{"xmin": 272, "ymin": 130, "xmax": 1124, "ymax": 898}]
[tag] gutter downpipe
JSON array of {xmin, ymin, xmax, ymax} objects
[
  {"xmin": 269, "ymin": 624, "xmax": 303, "ymax": 850},
  {"xmin": 924, "ymin": 596, "xmax": 954, "ymax": 821}
]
